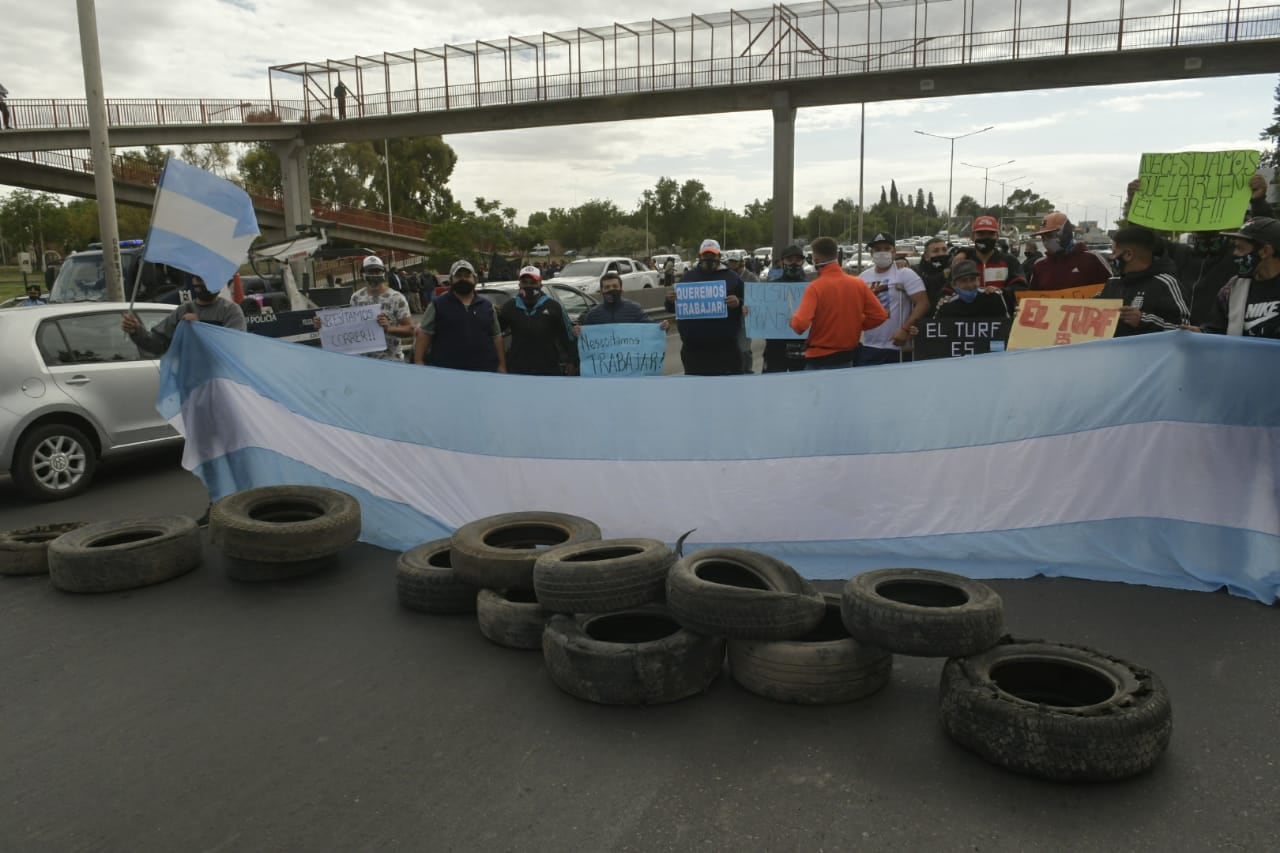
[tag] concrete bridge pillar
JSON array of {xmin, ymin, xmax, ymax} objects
[
  {"xmin": 771, "ymin": 92, "xmax": 796, "ymax": 259},
  {"xmin": 273, "ymin": 138, "xmax": 313, "ymax": 289}
]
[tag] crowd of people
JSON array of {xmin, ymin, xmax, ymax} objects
[{"xmin": 120, "ymin": 173, "xmax": 1278, "ymax": 375}]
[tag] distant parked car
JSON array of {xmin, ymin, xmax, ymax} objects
[
  {"xmin": 548, "ymin": 257, "xmax": 660, "ymax": 293},
  {"xmin": 48, "ymin": 241, "xmax": 184, "ymax": 305},
  {"xmin": 476, "ymin": 281, "xmax": 599, "ymax": 324},
  {"xmin": 530, "ymin": 244, "xmax": 551, "ymax": 258},
  {"xmin": 0, "ymin": 302, "xmax": 185, "ymax": 500}
]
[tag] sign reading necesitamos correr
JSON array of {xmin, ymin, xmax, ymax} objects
[{"xmin": 1129, "ymin": 150, "xmax": 1260, "ymax": 232}]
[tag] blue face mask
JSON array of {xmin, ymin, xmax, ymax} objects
[{"xmin": 955, "ymin": 286, "xmax": 979, "ymax": 303}]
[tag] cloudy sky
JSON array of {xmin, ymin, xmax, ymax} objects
[{"xmin": 6, "ymin": 0, "xmax": 1277, "ymax": 228}]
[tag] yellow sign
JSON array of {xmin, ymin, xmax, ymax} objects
[
  {"xmin": 1007, "ymin": 298, "xmax": 1124, "ymax": 350},
  {"xmin": 1018, "ymin": 283, "xmax": 1105, "ymax": 300}
]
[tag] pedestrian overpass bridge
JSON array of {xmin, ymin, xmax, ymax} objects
[{"xmin": 1, "ymin": 0, "xmax": 1277, "ymax": 248}]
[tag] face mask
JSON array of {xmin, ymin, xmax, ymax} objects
[
  {"xmin": 452, "ymin": 280, "xmax": 476, "ymax": 295},
  {"xmin": 1191, "ymin": 234, "xmax": 1223, "ymax": 256},
  {"xmin": 1234, "ymin": 251, "xmax": 1259, "ymax": 277},
  {"xmin": 872, "ymin": 251, "xmax": 893, "ymax": 269},
  {"xmin": 192, "ymin": 286, "xmax": 214, "ymax": 302},
  {"xmin": 926, "ymin": 256, "xmax": 948, "ymax": 271},
  {"xmin": 520, "ymin": 286, "xmax": 542, "ymax": 303},
  {"xmin": 974, "ymin": 238, "xmax": 997, "ymax": 254},
  {"xmin": 1111, "ymin": 253, "xmax": 1130, "ymax": 276},
  {"xmin": 603, "ymin": 290, "xmax": 621, "ymax": 303},
  {"xmin": 1043, "ymin": 237, "xmax": 1062, "ymax": 254},
  {"xmin": 783, "ymin": 262, "xmax": 805, "ymax": 278},
  {"xmin": 955, "ymin": 286, "xmax": 979, "ymax": 303},
  {"xmin": 364, "ymin": 274, "xmax": 385, "ymax": 287},
  {"xmin": 699, "ymin": 257, "xmax": 720, "ymax": 271}
]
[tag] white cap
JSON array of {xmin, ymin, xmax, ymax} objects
[
  {"xmin": 518, "ymin": 265, "xmax": 542, "ymax": 282},
  {"xmin": 699, "ymin": 239, "xmax": 721, "ymax": 255},
  {"xmin": 362, "ymin": 255, "xmax": 385, "ymax": 272},
  {"xmin": 450, "ymin": 259, "xmax": 476, "ymax": 276}
]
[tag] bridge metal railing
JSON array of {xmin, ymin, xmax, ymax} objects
[
  {"xmin": 1, "ymin": 149, "xmax": 430, "ymax": 240},
  {"xmin": 3, "ymin": 5, "xmax": 1278, "ymax": 131}
]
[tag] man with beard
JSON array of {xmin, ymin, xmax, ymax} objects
[
  {"xmin": 664, "ymin": 239, "xmax": 745, "ymax": 375},
  {"xmin": 413, "ymin": 259, "xmax": 507, "ymax": 372},
  {"xmin": 913, "ymin": 237, "xmax": 950, "ymax": 311},
  {"xmin": 121, "ymin": 273, "xmax": 246, "ymax": 355},
  {"xmin": 498, "ymin": 265, "xmax": 577, "ymax": 376},
  {"xmin": 1097, "ymin": 225, "xmax": 1189, "ymax": 337}
]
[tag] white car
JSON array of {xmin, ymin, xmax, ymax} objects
[
  {"xmin": 651, "ymin": 254, "xmax": 688, "ymax": 274},
  {"xmin": 0, "ymin": 302, "xmax": 184, "ymax": 500},
  {"xmin": 550, "ymin": 257, "xmax": 660, "ymax": 293}
]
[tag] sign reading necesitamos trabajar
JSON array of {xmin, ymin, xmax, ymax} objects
[
  {"xmin": 675, "ymin": 282, "xmax": 728, "ymax": 320},
  {"xmin": 1128, "ymin": 149, "xmax": 1260, "ymax": 232},
  {"xmin": 577, "ymin": 323, "xmax": 665, "ymax": 376}
]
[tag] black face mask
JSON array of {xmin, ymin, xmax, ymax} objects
[
  {"xmin": 699, "ymin": 257, "xmax": 720, "ymax": 272},
  {"xmin": 1234, "ymin": 251, "xmax": 1260, "ymax": 277},
  {"xmin": 1191, "ymin": 234, "xmax": 1224, "ymax": 256},
  {"xmin": 192, "ymin": 286, "xmax": 215, "ymax": 303},
  {"xmin": 974, "ymin": 238, "xmax": 997, "ymax": 254},
  {"xmin": 926, "ymin": 256, "xmax": 948, "ymax": 271},
  {"xmin": 603, "ymin": 290, "xmax": 621, "ymax": 303},
  {"xmin": 520, "ymin": 287, "xmax": 542, "ymax": 303},
  {"xmin": 364, "ymin": 273, "xmax": 386, "ymax": 286},
  {"xmin": 783, "ymin": 263, "xmax": 805, "ymax": 279},
  {"xmin": 452, "ymin": 280, "xmax": 476, "ymax": 296}
]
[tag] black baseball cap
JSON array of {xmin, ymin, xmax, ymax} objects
[
  {"xmin": 868, "ymin": 232, "xmax": 895, "ymax": 247},
  {"xmin": 1221, "ymin": 217, "xmax": 1280, "ymax": 252},
  {"xmin": 780, "ymin": 242, "xmax": 806, "ymax": 260}
]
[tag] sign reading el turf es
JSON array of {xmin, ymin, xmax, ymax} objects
[{"xmin": 1007, "ymin": 298, "xmax": 1123, "ymax": 350}]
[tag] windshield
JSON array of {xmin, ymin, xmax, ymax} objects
[
  {"xmin": 559, "ymin": 260, "xmax": 605, "ymax": 278},
  {"xmin": 50, "ymin": 253, "xmax": 138, "ymax": 303}
]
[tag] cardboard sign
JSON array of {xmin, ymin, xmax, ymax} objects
[
  {"xmin": 316, "ymin": 304, "xmax": 386, "ymax": 355},
  {"xmin": 914, "ymin": 317, "xmax": 1010, "ymax": 360},
  {"xmin": 744, "ymin": 281, "xmax": 808, "ymax": 339},
  {"xmin": 577, "ymin": 323, "xmax": 665, "ymax": 376},
  {"xmin": 1007, "ymin": 298, "xmax": 1123, "ymax": 350},
  {"xmin": 675, "ymin": 281, "xmax": 728, "ymax": 320},
  {"xmin": 1018, "ymin": 284, "xmax": 1105, "ymax": 300},
  {"xmin": 1129, "ymin": 150, "xmax": 1260, "ymax": 232}
]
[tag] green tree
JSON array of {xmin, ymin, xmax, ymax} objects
[
  {"xmin": 926, "ymin": 192, "xmax": 938, "ymax": 218},
  {"xmin": 915, "ymin": 188, "xmax": 926, "ymax": 213},
  {"xmin": 954, "ymin": 194, "xmax": 982, "ymax": 218},
  {"xmin": 0, "ymin": 191, "xmax": 66, "ymax": 260},
  {"xmin": 1005, "ymin": 188, "xmax": 1054, "ymax": 217},
  {"xmin": 59, "ymin": 199, "xmax": 152, "ymax": 251},
  {"xmin": 179, "ymin": 143, "xmax": 232, "ymax": 176},
  {"xmin": 596, "ymin": 225, "xmax": 652, "ymax": 255},
  {"xmin": 889, "ymin": 180, "xmax": 899, "ymax": 207},
  {"xmin": 1260, "ymin": 76, "xmax": 1279, "ymax": 168}
]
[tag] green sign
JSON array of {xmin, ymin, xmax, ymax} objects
[{"xmin": 1129, "ymin": 150, "xmax": 1260, "ymax": 232}]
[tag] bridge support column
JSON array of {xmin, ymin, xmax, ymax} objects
[
  {"xmin": 771, "ymin": 92, "xmax": 796, "ymax": 258},
  {"xmin": 273, "ymin": 138, "xmax": 313, "ymax": 290}
]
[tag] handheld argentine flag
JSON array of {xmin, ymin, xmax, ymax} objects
[{"xmin": 144, "ymin": 157, "xmax": 259, "ymax": 292}]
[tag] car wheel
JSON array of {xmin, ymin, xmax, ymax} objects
[{"xmin": 12, "ymin": 423, "xmax": 98, "ymax": 502}]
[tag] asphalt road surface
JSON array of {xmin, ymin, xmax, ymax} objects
[{"xmin": 2, "ymin": 456, "xmax": 1278, "ymax": 852}]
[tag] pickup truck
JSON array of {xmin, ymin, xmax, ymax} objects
[{"xmin": 549, "ymin": 257, "xmax": 660, "ymax": 294}]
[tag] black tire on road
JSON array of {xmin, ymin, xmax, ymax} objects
[
  {"xmin": 397, "ymin": 538, "xmax": 478, "ymax": 614},
  {"xmin": 0, "ymin": 522, "xmax": 87, "ymax": 577},
  {"xmin": 451, "ymin": 512, "xmax": 601, "ymax": 591},
  {"xmin": 12, "ymin": 423, "xmax": 98, "ymax": 502},
  {"xmin": 533, "ymin": 538, "xmax": 674, "ymax": 614},
  {"xmin": 841, "ymin": 568, "xmax": 1003, "ymax": 658},
  {"xmin": 477, "ymin": 588, "xmax": 549, "ymax": 650},
  {"xmin": 939, "ymin": 638, "xmax": 1173, "ymax": 782},
  {"xmin": 48, "ymin": 516, "xmax": 201, "ymax": 593},
  {"xmin": 666, "ymin": 548, "xmax": 825, "ymax": 640},
  {"xmin": 729, "ymin": 593, "xmax": 892, "ymax": 704},
  {"xmin": 210, "ymin": 486, "xmax": 361, "ymax": 579},
  {"xmin": 542, "ymin": 607, "xmax": 725, "ymax": 705}
]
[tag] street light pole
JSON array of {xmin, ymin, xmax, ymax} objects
[
  {"xmin": 857, "ymin": 102, "xmax": 866, "ymax": 266},
  {"xmin": 996, "ymin": 174, "xmax": 1028, "ymax": 210},
  {"xmin": 961, "ymin": 159, "xmax": 1016, "ymax": 208},
  {"xmin": 915, "ymin": 125, "xmax": 994, "ymax": 235},
  {"xmin": 76, "ymin": 0, "xmax": 124, "ymax": 302}
]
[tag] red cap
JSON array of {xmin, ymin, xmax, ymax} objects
[{"xmin": 972, "ymin": 215, "xmax": 1000, "ymax": 233}]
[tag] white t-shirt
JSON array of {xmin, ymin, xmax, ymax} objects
[{"xmin": 859, "ymin": 264, "xmax": 925, "ymax": 350}]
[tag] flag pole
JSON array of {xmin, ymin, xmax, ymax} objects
[{"xmin": 129, "ymin": 153, "xmax": 173, "ymax": 316}]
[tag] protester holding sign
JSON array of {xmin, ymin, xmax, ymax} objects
[
  {"xmin": 1026, "ymin": 212, "xmax": 1112, "ymax": 292},
  {"xmin": 1097, "ymin": 226, "xmax": 1189, "ymax": 337},
  {"xmin": 760, "ymin": 242, "xmax": 813, "ymax": 373},
  {"xmin": 857, "ymin": 232, "xmax": 929, "ymax": 365},
  {"xmin": 790, "ymin": 237, "xmax": 888, "ymax": 370},
  {"xmin": 969, "ymin": 215, "xmax": 1026, "ymax": 314},
  {"xmin": 1195, "ymin": 218, "xmax": 1280, "ymax": 338},
  {"xmin": 664, "ymin": 239, "xmax": 745, "ymax": 376},
  {"xmin": 338, "ymin": 256, "xmax": 414, "ymax": 360},
  {"xmin": 934, "ymin": 260, "xmax": 1010, "ymax": 320}
]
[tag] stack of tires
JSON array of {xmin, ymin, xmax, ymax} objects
[{"xmin": 209, "ymin": 485, "xmax": 362, "ymax": 581}]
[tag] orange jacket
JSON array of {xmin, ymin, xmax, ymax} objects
[{"xmin": 789, "ymin": 263, "xmax": 888, "ymax": 357}]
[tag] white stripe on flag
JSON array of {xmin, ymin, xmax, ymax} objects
[{"xmin": 153, "ymin": 187, "xmax": 256, "ymax": 264}]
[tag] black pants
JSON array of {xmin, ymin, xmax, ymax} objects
[
  {"xmin": 681, "ymin": 342, "xmax": 743, "ymax": 376},
  {"xmin": 762, "ymin": 339, "xmax": 807, "ymax": 373},
  {"xmin": 804, "ymin": 349, "xmax": 860, "ymax": 370},
  {"xmin": 0, "ymin": 100, "xmax": 10, "ymax": 129}
]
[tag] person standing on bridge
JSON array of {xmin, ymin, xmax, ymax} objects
[
  {"xmin": 334, "ymin": 79, "xmax": 350, "ymax": 120},
  {"xmin": 0, "ymin": 82, "xmax": 11, "ymax": 129}
]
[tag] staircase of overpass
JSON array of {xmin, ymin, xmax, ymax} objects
[{"xmin": 0, "ymin": 149, "xmax": 430, "ymax": 254}]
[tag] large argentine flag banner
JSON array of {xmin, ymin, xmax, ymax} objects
[
  {"xmin": 159, "ymin": 325, "xmax": 1280, "ymax": 603},
  {"xmin": 144, "ymin": 158, "xmax": 259, "ymax": 291}
]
